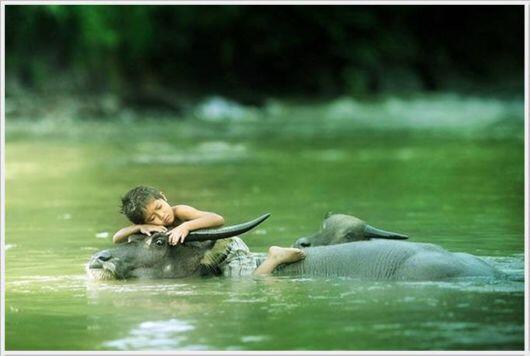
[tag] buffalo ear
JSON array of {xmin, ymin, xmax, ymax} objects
[
  {"xmin": 324, "ymin": 211, "xmax": 335, "ymax": 219},
  {"xmin": 128, "ymin": 234, "xmax": 147, "ymax": 243}
]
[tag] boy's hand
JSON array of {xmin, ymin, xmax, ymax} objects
[
  {"xmin": 167, "ymin": 225, "xmax": 190, "ymax": 245},
  {"xmin": 139, "ymin": 224, "xmax": 167, "ymax": 236}
]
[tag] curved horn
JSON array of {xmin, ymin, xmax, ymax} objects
[
  {"xmin": 364, "ymin": 224, "xmax": 408, "ymax": 240},
  {"xmin": 185, "ymin": 213, "xmax": 271, "ymax": 242}
]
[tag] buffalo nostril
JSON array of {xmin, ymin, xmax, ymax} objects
[
  {"xmin": 96, "ymin": 251, "xmax": 112, "ymax": 262},
  {"xmin": 300, "ymin": 241, "xmax": 311, "ymax": 247}
]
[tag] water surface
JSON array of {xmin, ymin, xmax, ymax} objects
[{"xmin": 5, "ymin": 95, "xmax": 524, "ymax": 350}]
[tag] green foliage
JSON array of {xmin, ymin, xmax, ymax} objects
[{"xmin": 5, "ymin": 5, "xmax": 524, "ymax": 98}]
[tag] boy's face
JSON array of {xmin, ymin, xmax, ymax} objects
[{"xmin": 143, "ymin": 198, "xmax": 175, "ymax": 226}]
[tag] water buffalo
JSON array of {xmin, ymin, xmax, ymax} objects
[
  {"xmin": 86, "ymin": 214, "xmax": 271, "ymax": 280},
  {"xmin": 284, "ymin": 213, "xmax": 500, "ymax": 279},
  {"xmin": 293, "ymin": 213, "xmax": 408, "ymax": 248},
  {"xmin": 87, "ymin": 213, "xmax": 501, "ymax": 281}
]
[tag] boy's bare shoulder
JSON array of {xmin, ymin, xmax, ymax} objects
[
  {"xmin": 172, "ymin": 204, "xmax": 197, "ymax": 213},
  {"xmin": 172, "ymin": 204, "xmax": 223, "ymax": 223},
  {"xmin": 172, "ymin": 204, "xmax": 202, "ymax": 219}
]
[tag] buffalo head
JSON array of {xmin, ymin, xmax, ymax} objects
[
  {"xmin": 293, "ymin": 213, "xmax": 408, "ymax": 248},
  {"xmin": 86, "ymin": 233, "xmax": 217, "ymax": 279},
  {"xmin": 87, "ymin": 214, "xmax": 270, "ymax": 280}
]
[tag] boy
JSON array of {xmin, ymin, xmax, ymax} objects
[{"xmin": 113, "ymin": 186, "xmax": 305, "ymax": 275}]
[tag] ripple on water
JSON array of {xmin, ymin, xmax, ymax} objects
[
  {"xmin": 7, "ymin": 275, "xmax": 87, "ymax": 296},
  {"xmin": 85, "ymin": 280, "xmax": 194, "ymax": 299},
  {"xmin": 401, "ymin": 277, "xmax": 524, "ymax": 294},
  {"xmin": 302, "ymin": 149, "xmax": 348, "ymax": 162},
  {"xmin": 414, "ymin": 321, "xmax": 524, "ymax": 349},
  {"xmin": 133, "ymin": 141, "xmax": 248, "ymax": 165},
  {"xmin": 241, "ymin": 335, "xmax": 268, "ymax": 343},
  {"xmin": 483, "ymin": 255, "xmax": 524, "ymax": 281}
]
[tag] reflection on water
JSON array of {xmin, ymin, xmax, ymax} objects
[
  {"xmin": 103, "ymin": 319, "xmax": 198, "ymax": 350},
  {"xmin": 5, "ymin": 96, "xmax": 524, "ymax": 350},
  {"xmin": 6, "ymin": 257, "xmax": 524, "ymax": 351}
]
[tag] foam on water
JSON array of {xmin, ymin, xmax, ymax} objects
[{"xmin": 6, "ymin": 244, "xmax": 17, "ymax": 250}]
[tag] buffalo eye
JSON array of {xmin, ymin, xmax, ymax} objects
[
  {"xmin": 345, "ymin": 231, "xmax": 361, "ymax": 241},
  {"xmin": 155, "ymin": 239, "xmax": 165, "ymax": 247}
]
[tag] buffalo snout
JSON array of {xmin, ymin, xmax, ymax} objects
[{"xmin": 89, "ymin": 249, "xmax": 113, "ymax": 268}]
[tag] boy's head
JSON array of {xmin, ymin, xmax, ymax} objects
[{"xmin": 121, "ymin": 186, "xmax": 166, "ymax": 224}]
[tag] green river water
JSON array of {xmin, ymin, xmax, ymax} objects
[{"xmin": 4, "ymin": 95, "xmax": 525, "ymax": 351}]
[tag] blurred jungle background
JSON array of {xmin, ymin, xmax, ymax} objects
[
  {"xmin": 6, "ymin": 6, "xmax": 524, "ymax": 110},
  {"xmin": 5, "ymin": 5, "xmax": 525, "ymax": 351}
]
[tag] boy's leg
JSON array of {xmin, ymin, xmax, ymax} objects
[{"xmin": 253, "ymin": 246, "xmax": 306, "ymax": 275}]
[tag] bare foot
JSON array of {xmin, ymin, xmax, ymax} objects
[
  {"xmin": 268, "ymin": 246, "xmax": 306, "ymax": 264},
  {"xmin": 253, "ymin": 246, "xmax": 306, "ymax": 275}
]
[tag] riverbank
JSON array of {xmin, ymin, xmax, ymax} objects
[{"xmin": 6, "ymin": 93, "xmax": 524, "ymax": 143}]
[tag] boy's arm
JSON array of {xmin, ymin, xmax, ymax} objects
[
  {"xmin": 168, "ymin": 205, "xmax": 224, "ymax": 245},
  {"xmin": 113, "ymin": 225, "xmax": 141, "ymax": 244},
  {"xmin": 112, "ymin": 224, "xmax": 167, "ymax": 244}
]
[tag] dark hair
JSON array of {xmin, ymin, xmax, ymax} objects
[{"xmin": 120, "ymin": 186, "xmax": 165, "ymax": 224}]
